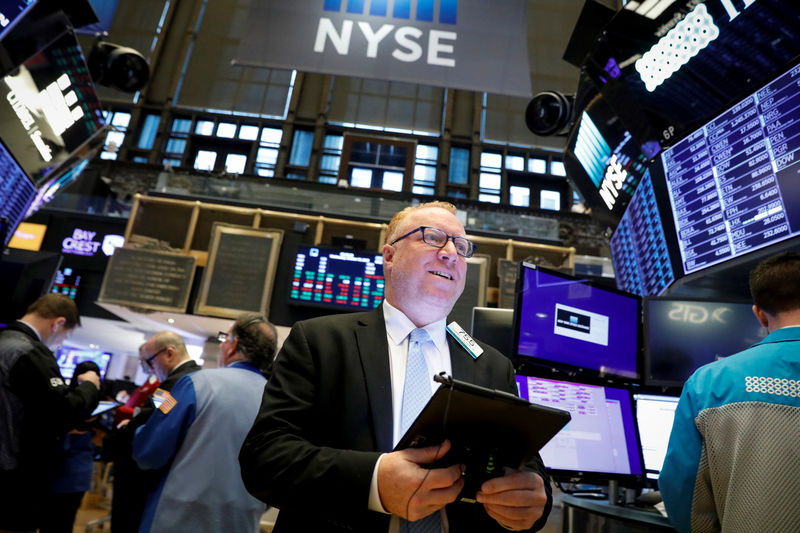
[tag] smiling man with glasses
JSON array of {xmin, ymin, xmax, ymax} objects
[{"xmin": 241, "ymin": 201, "xmax": 553, "ymax": 533}]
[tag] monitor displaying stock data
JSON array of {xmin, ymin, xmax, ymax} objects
[
  {"xmin": 288, "ymin": 245, "xmax": 385, "ymax": 311},
  {"xmin": 656, "ymin": 61, "xmax": 800, "ymax": 276},
  {"xmin": 610, "ymin": 169, "xmax": 676, "ymax": 297}
]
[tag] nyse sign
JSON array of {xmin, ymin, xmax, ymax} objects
[{"xmin": 235, "ymin": 0, "xmax": 532, "ymax": 98}]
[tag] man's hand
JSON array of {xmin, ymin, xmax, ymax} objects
[
  {"xmin": 378, "ymin": 440, "xmax": 464, "ymax": 521},
  {"xmin": 76, "ymin": 370, "xmax": 101, "ymax": 389},
  {"xmin": 476, "ymin": 467, "xmax": 547, "ymax": 531}
]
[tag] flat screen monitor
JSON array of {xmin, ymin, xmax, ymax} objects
[
  {"xmin": 652, "ymin": 59, "xmax": 800, "ymax": 278},
  {"xmin": 50, "ymin": 266, "xmax": 81, "ymax": 299},
  {"xmin": 0, "ymin": 0, "xmax": 38, "ymax": 40},
  {"xmin": 0, "ymin": 136, "xmax": 36, "ymax": 246},
  {"xmin": 563, "ymin": 93, "xmax": 652, "ymax": 227},
  {"xmin": 288, "ymin": 245, "xmax": 385, "ymax": 312},
  {"xmin": 470, "ymin": 307, "xmax": 514, "ymax": 358},
  {"xmin": 516, "ymin": 374, "xmax": 644, "ymax": 485},
  {"xmin": 610, "ymin": 169, "xmax": 677, "ymax": 297},
  {"xmin": 634, "ymin": 393, "xmax": 679, "ymax": 482},
  {"xmin": 644, "ymin": 297, "xmax": 768, "ymax": 387},
  {"xmin": 513, "ymin": 263, "xmax": 641, "ymax": 380},
  {"xmin": 56, "ymin": 347, "xmax": 111, "ymax": 379},
  {"xmin": 0, "ymin": 28, "xmax": 105, "ymax": 184}
]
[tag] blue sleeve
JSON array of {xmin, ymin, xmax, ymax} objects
[
  {"xmin": 659, "ymin": 378, "xmax": 703, "ymax": 533},
  {"xmin": 132, "ymin": 374, "xmax": 197, "ymax": 470}
]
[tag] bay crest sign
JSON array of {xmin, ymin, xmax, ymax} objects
[{"xmin": 234, "ymin": 0, "xmax": 532, "ymax": 98}]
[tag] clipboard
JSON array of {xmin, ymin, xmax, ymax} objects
[{"xmin": 394, "ymin": 373, "xmax": 571, "ymax": 502}]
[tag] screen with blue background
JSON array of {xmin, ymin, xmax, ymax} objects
[
  {"xmin": 514, "ymin": 264, "xmax": 640, "ymax": 379},
  {"xmin": 57, "ymin": 348, "xmax": 111, "ymax": 379}
]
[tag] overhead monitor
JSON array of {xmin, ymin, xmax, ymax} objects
[
  {"xmin": 288, "ymin": 244, "xmax": 385, "ymax": 312},
  {"xmin": 0, "ymin": 28, "xmax": 105, "ymax": 184},
  {"xmin": 649, "ymin": 58, "xmax": 800, "ymax": 279},
  {"xmin": 0, "ymin": 136, "xmax": 36, "ymax": 246},
  {"xmin": 56, "ymin": 347, "xmax": 111, "ymax": 379},
  {"xmin": 609, "ymin": 168, "xmax": 677, "ymax": 297},
  {"xmin": 513, "ymin": 263, "xmax": 641, "ymax": 381},
  {"xmin": 644, "ymin": 297, "xmax": 768, "ymax": 387},
  {"xmin": 50, "ymin": 266, "xmax": 81, "ymax": 299},
  {"xmin": 516, "ymin": 374, "xmax": 645, "ymax": 485},
  {"xmin": 0, "ymin": 0, "xmax": 39, "ymax": 40},
  {"xmin": 564, "ymin": 93, "xmax": 652, "ymax": 227},
  {"xmin": 581, "ymin": 0, "xmax": 800, "ymax": 155},
  {"xmin": 634, "ymin": 393, "xmax": 679, "ymax": 483}
]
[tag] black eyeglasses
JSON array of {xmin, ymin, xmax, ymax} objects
[
  {"xmin": 390, "ymin": 226, "xmax": 476, "ymax": 258},
  {"xmin": 141, "ymin": 347, "xmax": 168, "ymax": 369},
  {"xmin": 217, "ymin": 331, "xmax": 230, "ymax": 343}
]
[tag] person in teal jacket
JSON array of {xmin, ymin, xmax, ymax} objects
[
  {"xmin": 659, "ymin": 251, "xmax": 800, "ymax": 533},
  {"xmin": 132, "ymin": 313, "xmax": 277, "ymax": 533}
]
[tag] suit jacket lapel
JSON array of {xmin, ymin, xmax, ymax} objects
[
  {"xmin": 355, "ymin": 307, "xmax": 394, "ymax": 453},
  {"xmin": 448, "ymin": 336, "xmax": 477, "ymax": 384}
]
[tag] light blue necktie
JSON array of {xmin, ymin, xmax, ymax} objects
[{"xmin": 400, "ymin": 328, "xmax": 441, "ymax": 533}]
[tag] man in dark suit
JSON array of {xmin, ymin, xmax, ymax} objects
[
  {"xmin": 106, "ymin": 331, "xmax": 201, "ymax": 532},
  {"xmin": 240, "ymin": 201, "xmax": 552, "ymax": 532}
]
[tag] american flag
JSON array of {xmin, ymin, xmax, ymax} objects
[{"xmin": 153, "ymin": 389, "xmax": 177, "ymax": 414}]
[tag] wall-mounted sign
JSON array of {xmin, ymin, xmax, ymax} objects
[
  {"xmin": 234, "ymin": 0, "xmax": 532, "ymax": 98},
  {"xmin": 61, "ymin": 228, "xmax": 124, "ymax": 257}
]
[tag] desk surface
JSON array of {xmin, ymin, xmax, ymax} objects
[{"xmin": 561, "ymin": 494, "xmax": 674, "ymax": 529}]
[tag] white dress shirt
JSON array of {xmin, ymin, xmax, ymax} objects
[{"xmin": 368, "ymin": 301, "xmax": 453, "ymax": 532}]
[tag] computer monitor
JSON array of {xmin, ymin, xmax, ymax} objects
[
  {"xmin": 287, "ymin": 244, "xmax": 385, "ymax": 312},
  {"xmin": 56, "ymin": 347, "xmax": 111, "ymax": 379},
  {"xmin": 513, "ymin": 263, "xmax": 641, "ymax": 380},
  {"xmin": 516, "ymin": 374, "xmax": 645, "ymax": 485},
  {"xmin": 634, "ymin": 393, "xmax": 679, "ymax": 483},
  {"xmin": 0, "ymin": 0, "xmax": 39, "ymax": 40},
  {"xmin": 644, "ymin": 297, "xmax": 768, "ymax": 387},
  {"xmin": 470, "ymin": 307, "xmax": 514, "ymax": 358}
]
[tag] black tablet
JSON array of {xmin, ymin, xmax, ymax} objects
[{"xmin": 394, "ymin": 373, "xmax": 571, "ymax": 501}]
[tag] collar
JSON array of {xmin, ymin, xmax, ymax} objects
[
  {"xmin": 227, "ymin": 360, "xmax": 263, "ymax": 375},
  {"xmin": 382, "ymin": 300, "xmax": 448, "ymax": 351},
  {"xmin": 169, "ymin": 358, "xmax": 197, "ymax": 374},
  {"xmin": 16, "ymin": 319, "xmax": 42, "ymax": 342},
  {"xmin": 758, "ymin": 325, "xmax": 800, "ymax": 344}
]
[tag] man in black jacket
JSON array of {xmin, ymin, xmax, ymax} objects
[
  {"xmin": 105, "ymin": 330, "xmax": 201, "ymax": 533},
  {"xmin": 240, "ymin": 202, "xmax": 552, "ymax": 532},
  {"xmin": 0, "ymin": 293, "xmax": 100, "ymax": 532}
]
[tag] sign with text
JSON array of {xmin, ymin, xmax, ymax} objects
[
  {"xmin": 234, "ymin": 0, "xmax": 532, "ymax": 97},
  {"xmin": 99, "ymin": 248, "xmax": 196, "ymax": 313},
  {"xmin": 194, "ymin": 224, "xmax": 284, "ymax": 319}
]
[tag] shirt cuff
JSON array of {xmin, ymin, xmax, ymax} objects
[{"xmin": 368, "ymin": 453, "xmax": 391, "ymax": 514}]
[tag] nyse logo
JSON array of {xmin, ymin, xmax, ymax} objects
[{"xmin": 315, "ymin": 0, "xmax": 457, "ymax": 67}]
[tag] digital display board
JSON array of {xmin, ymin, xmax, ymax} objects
[
  {"xmin": 51, "ymin": 266, "xmax": 81, "ymax": 299},
  {"xmin": 0, "ymin": 0, "xmax": 37, "ymax": 39},
  {"xmin": 659, "ymin": 61, "xmax": 800, "ymax": 276},
  {"xmin": 0, "ymin": 28, "xmax": 105, "ymax": 183},
  {"xmin": 610, "ymin": 169, "xmax": 676, "ymax": 297},
  {"xmin": 564, "ymin": 94, "xmax": 652, "ymax": 226},
  {"xmin": 289, "ymin": 245, "xmax": 385, "ymax": 311},
  {"xmin": 0, "ymin": 137, "xmax": 35, "ymax": 246}
]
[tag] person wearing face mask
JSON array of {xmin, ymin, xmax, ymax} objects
[
  {"xmin": 105, "ymin": 331, "xmax": 201, "ymax": 533},
  {"xmin": 132, "ymin": 313, "xmax": 276, "ymax": 532},
  {"xmin": 0, "ymin": 293, "xmax": 100, "ymax": 533}
]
